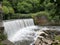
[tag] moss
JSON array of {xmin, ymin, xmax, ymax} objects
[
  {"xmin": 0, "ymin": 42, "xmax": 4, "ymax": 45},
  {"xmin": 0, "ymin": 34, "xmax": 7, "ymax": 41},
  {"xmin": 55, "ymin": 35, "xmax": 60, "ymax": 42},
  {"xmin": 58, "ymin": 43, "xmax": 60, "ymax": 45}
]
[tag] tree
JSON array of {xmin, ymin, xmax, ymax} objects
[
  {"xmin": 17, "ymin": 1, "xmax": 33, "ymax": 13},
  {"xmin": 7, "ymin": 0, "xmax": 41, "ymax": 13},
  {"xmin": 2, "ymin": 0, "xmax": 11, "ymax": 7},
  {"xmin": 25, "ymin": 0, "xmax": 40, "ymax": 12},
  {"xmin": 50, "ymin": 0, "xmax": 60, "ymax": 15}
]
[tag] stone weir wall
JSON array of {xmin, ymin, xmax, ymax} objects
[
  {"xmin": 0, "ymin": 20, "xmax": 5, "ymax": 42},
  {"xmin": 0, "ymin": 21, "xmax": 6, "ymax": 43},
  {"xmin": 0, "ymin": 21, "xmax": 14, "ymax": 45}
]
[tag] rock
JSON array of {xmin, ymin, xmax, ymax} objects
[
  {"xmin": 1, "ymin": 40, "xmax": 14, "ymax": 45},
  {"xmin": 34, "ymin": 30, "xmax": 60, "ymax": 45}
]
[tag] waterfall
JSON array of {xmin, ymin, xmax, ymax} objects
[
  {"xmin": 3, "ymin": 19, "xmax": 60, "ymax": 45},
  {"xmin": 3, "ymin": 19, "xmax": 39, "ymax": 45}
]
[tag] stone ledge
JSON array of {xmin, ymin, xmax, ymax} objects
[
  {"xmin": 1, "ymin": 40, "xmax": 14, "ymax": 45},
  {"xmin": 0, "ymin": 27, "xmax": 4, "ymax": 33},
  {"xmin": 0, "ymin": 27, "xmax": 4, "ymax": 30}
]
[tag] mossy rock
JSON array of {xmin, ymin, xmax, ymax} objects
[
  {"xmin": 55, "ymin": 35, "xmax": 60, "ymax": 42},
  {"xmin": 0, "ymin": 42, "xmax": 5, "ymax": 45},
  {"xmin": 0, "ymin": 34, "xmax": 7, "ymax": 41}
]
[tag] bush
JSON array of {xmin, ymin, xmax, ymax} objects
[
  {"xmin": 0, "ymin": 34, "xmax": 7, "ymax": 41},
  {"xmin": 8, "ymin": 7, "xmax": 14, "ymax": 14},
  {"xmin": 17, "ymin": 2, "xmax": 33, "ymax": 13},
  {"xmin": 3, "ymin": 13, "xmax": 32, "ymax": 20},
  {"xmin": 2, "ymin": 0, "xmax": 11, "ymax": 7},
  {"xmin": 35, "ymin": 11, "xmax": 49, "ymax": 17},
  {"xmin": 2, "ymin": 6, "xmax": 9, "ymax": 14},
  {"xmin": 10, "ymin": 13, "xmax": 32, "ymax": 19}
]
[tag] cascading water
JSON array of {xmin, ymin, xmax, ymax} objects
[
  {"xmin": 3, "ymin": 19, "xmax": 40, "ymax": 45},
  {"xmin": 3, "ymin": 19, "xmax": 60, "ymax": 45}
]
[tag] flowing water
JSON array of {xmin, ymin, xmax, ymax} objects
[
  {"xmin": 3, "ymin": 19, "xmax": 60, "ymax": 45},
  {"xmin": 3, "ymin": 19, "xmax": 40, "ymax": 45}
]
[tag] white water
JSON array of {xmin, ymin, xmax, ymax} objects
[
  {"xmin": 3, "ymin": 19, "xmax": 40, "ymax": 45},
  {"xmin": 3, "ymin": 19, "xmax": 60, "ymax": 45}
]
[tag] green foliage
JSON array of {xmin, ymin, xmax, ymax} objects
[
  {"xmin": 2, "ymin": 6, "xmax": 9, "ymax": 14},
  {"xmin": 25, "ymin": 0, "xmax": 40, "ymax": 12},
  {"xmin": 2, "ymin": 0, "xmax": 57, "ymax": 14},
  {"xmin": 2, "ymin": 6, "xmax": 14, "ymax": 14},
  {"xmin": 0, "ymin": 43, "xmax": 4, "ymax": 45},
  {"xmin": 17, "ymin": 2, "xmax": 33, "ymax": 13},
  {"xmin": 0, "ymin": 42, "xmax": 6, "ymax": 45},
  {"xmin": 2, "ymin": 0, "xmax": 11, "ymax": 7},
  {"xmin": 0, "ymin": 34, "xmax": 7, "ymax": 41},
  {"xmin": 4, "ymin": 11, "xmax": 50, "ymax": 19},
  {"xmin": 56, "ymin": 0, "xmax": 60, "ymax": 4},
  {"xmin": 36, "ymin": 11, "xmax": 49, "ymax": 17},
  {"xmin": 8, "ymin": 7, "xmax": 14, "ymax": 14},
  {"xmin": 16, "ymin": 0, "xmax": 40, "ymax": 13},
  {"xmin": 55, "ymin": 35, "xmax": 60, "ymax": 42},
  {"xmin": 3, "ymin": 0, "xmax": 41, "ymax": 13},
  {"xmin": 10, "ymin": 13, "xmax": 32, "ymax": 19},
  {"xmin": 45, "ymin": 3, "xmax": 55, "ymax": 10},
  {"xmin": 32, "ymin": 11, "xmax": 50, "ymax": 19},
  {"xmin": 53, "ymin": 16, "xmax": 59, "ymax": 21},
  {"xmin": 2, "ymin": 0, "xmax": 60, "ymax": 25}
]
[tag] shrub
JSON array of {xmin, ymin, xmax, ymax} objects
[
  {"xmin": 0, "ymin": 34, "xmax": 7, "ymax": 41},
  {"xmin": 17, "ymin": 2, "xmax": 33, "ymax": 13},
  {"xmin": 32, "ymin": 11, "xmax": 50, "ymax": 25},
  {"xmin": 2, "ymin": 0, "xmax": 11, "ymax": 7},
  {"xmin": 35, "ymin": 11, "xmax": 49, "ymax": 18},
  {"xmin": 8, "ymin": 7, "xmax": 14, "ymax": 14},
  {"xmin": 2, "ymin": 6, "xmax": 9, "ymax": 14},
  {"xmin": 10, "ymin": 13, "xmax": 32, "ymax": 19}
]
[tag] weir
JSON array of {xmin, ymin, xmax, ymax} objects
[
  {"xmin": 3, "ymin": 19, "xmax": 39, "ymax": 45},
  {"xmin": 3, "ymin": 19, "xmax": 60, "ymax": 45}
]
